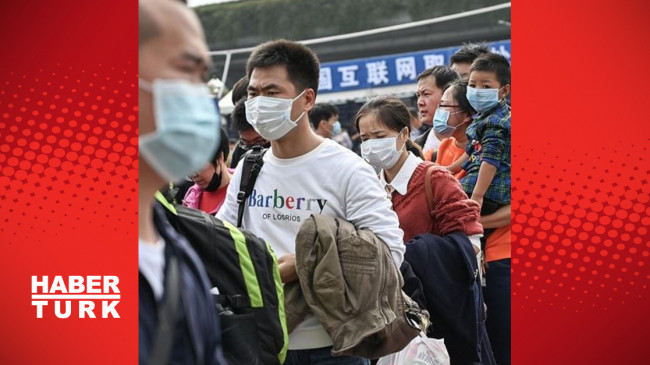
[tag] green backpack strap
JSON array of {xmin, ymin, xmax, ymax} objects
[{"xmin": 155, "ymin": 191, "xmax": 177, "ymax": 215}]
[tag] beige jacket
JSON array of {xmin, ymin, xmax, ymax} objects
[{"xmin": 285, "ymin": 214, "xmax": 422, "ymax": 359}]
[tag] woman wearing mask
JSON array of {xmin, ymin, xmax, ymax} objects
[
  {"xmin": 183, "ymin": 127, "xmax": 234, "ymax": 215},
  {"xmin": 431, "ymin": 78, "xmax": 473, "ymax": 178},
  {"xmin": 356, "ymin": 96, "xmax": 483, "ymax": 247}
]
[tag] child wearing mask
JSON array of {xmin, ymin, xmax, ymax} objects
[
  {"xmin": 183, "ymin": 127, "xmax": 234, "ymax": 215},
  {"xmin": 446, "ymin": 53, "xmax": 511, "ymax": 236},
  {"xmin": 356, "ymin": 95, "xmax": 483, "ymax": 248}
]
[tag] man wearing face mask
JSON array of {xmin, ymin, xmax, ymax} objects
[
  {"xmin": 216, "ymin": 39, "xmax": 405, "ymax": 365},
  {"xmin": 309, "ymin": 103, "xmax": 341, "ymax": 139},
  {"xmin": 138, "ymin": 0, "xmax": 225, "ymax": 364}
]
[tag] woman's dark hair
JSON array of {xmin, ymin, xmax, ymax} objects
[
  {"xmin": 210, "ymin": 127, "xmax": 230, "ymax": 166},
  {"xmin": 446, "ymin": 78, "xmax": 476, "ymax": 116},
  {"xmin": 355, "ymin": 96, "xmax": 423, "ymax": 158}
]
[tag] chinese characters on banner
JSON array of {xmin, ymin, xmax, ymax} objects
[{"xmin": 318, "ymin": 39, "xmax": 511, "ymax": 93}]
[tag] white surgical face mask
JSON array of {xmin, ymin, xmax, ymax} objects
[
  {"xmin": 360, "ymin": 136, "xmax": 404, "ymax": 170},
  {"xmin": 139, "ymin": 78, "xmax": 220, "ymax": 182},
  {"xmin": 245, "ymin": 90, "xmax": 306, "ymax": 141}
]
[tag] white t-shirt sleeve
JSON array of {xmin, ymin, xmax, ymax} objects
[
  {"xmin": 138, "ymin": 238, "xmax": 166, "ymax": 301},
  {"xmin": 216, "ymin": 160, "xmax": 243, "ymax": 225},
  {"xmin": 343, "ymin": 160, "xmax": 405, "ymax": 267}
]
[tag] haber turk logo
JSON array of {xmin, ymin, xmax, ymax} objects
[{"xmin": 31, "ymin": 276, "xmax": 120, "ymax": 319}]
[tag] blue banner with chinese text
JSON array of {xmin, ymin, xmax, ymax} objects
[{"xmin": 318, "ymin": 39, "xmax": 511, "ymax": 93}]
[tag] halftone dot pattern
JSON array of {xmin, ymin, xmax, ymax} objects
[
  {"xmin": 0, "ymin": 63, "xmax": 137, "ymax": 243},
  {"xmin": 512, "ymin": 140, "xmax": 650, "ymax": 312},
  {"xmin": 0, "ymin": 1, "xmax": 138, "ymax": 363}
]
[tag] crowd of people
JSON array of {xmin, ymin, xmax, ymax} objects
[{"xmin": 139, "ymin": 0, "xmax": 510, "ymax": 364}]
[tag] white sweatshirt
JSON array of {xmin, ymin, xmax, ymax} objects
[{"xmin": 217, "ymin": 139, "xmax": 405, "ymax": 350}]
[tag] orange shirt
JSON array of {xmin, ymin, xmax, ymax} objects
[
  {"xmin": 485, "ymin": 224, "xmax": 511, "ymax": 262},
  {"xmin": 434, "ymin": 137, "xmax": 467, "ymax": 180}
]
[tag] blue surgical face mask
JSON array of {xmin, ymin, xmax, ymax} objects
[
  {"xmin": 433, "ymin": 109, "xmax": 466, "ymax": 138},
  {"xmin": 331, "ymin": 121, "xmax": 342, "ymax": 136},
  {"xmin": 139, "ymin": 78, "xmax": 220, "ymax": 182},
  {"xmin": 466, "ymin": 87, "xmax": 501, "ymax": 113}
]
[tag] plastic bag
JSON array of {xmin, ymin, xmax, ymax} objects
[{"xmin": 377, "ymin": 336, "xmax": 450, "ymax": 365}]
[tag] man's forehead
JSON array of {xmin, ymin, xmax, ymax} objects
[
  {"xmin": 417, "ymin": 76, "xmax": 437, "ymax": 90},
  {"xmin": 156, "ymin": 1, "xmax": 209, "ymax": 56},
  {"xmin": 249, "ymin": 66, "xmax": 291, "ymax": 88}
]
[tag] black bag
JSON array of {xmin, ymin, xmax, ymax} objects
[{"xmin": 155, "ymin": 192, "xmax": 288, "ymax": 365}]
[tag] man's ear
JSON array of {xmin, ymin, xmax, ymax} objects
[{"xmin": 304, "ymin": 88, "xmax": 316, "ymax": 112}]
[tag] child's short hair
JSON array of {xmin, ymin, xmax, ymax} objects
[{"xmin": 470, "ymin": 53, "xmax": 511, "ymax": 86}]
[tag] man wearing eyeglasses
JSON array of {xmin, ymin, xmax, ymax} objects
[{"xmin": 229, "ymin": 98, "xmax": 270, "ymax": 168}]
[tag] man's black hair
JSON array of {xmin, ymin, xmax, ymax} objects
[
  {"xmin": 309, "ymin": 103, "xmax": 339, "ymax": 129},
  {"xmin": 470, "ymin": 53, "xmax": 511, "ymax": 86},
  {"xmin": 246, "ymin": 39, "xmax": 320, "ymax": 96},
  {"xmin": 230, "ymin": 98, "xmax": 253, "ymax": 133},
  {"xmin": 449, "ymin": 42, "xmax": 490, "ymax": 66},
  {"xmin": 231, "ymin": 75, "xmax": 248, "ymax": 104},
  {"xmin": 416, "ymin": 65, "xmax": 459, "ymax": 89}
]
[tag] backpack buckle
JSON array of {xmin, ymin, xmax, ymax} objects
[{"xmin": 237, "ymin": 191, "xmax": 246, "ymax": 204}]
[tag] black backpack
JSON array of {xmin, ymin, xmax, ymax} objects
[
  {"xmin": 154, "ymin": 190, "xmax": 288, "ymax": 365},
  {"xmin": 236, "ymin": 146, "xmax": 267, "ymax": 228}
]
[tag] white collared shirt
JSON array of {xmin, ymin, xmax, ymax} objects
[
  {"xmin": 380, "ymin": 152, "xmax": 482, "ymax": 250},
  {"xmin": 380, "ymin": 152, "xmax": 423, "ymax": 196}
]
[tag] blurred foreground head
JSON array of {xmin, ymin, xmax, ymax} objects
[{"xmin": 138, "ymin": 0, "xmax": 219, "ymax": 182}]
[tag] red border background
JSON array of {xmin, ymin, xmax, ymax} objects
[
  {"xmin": 512, "ymin": 0, "xmax": 650, "ymax": 363},
  {"xmin": 1, "ymin": 0, "xmax": 649, "ymax": 364},
  {"xmin": 0, "ymin": 1, "xmax": 138, "ymax": 363}
]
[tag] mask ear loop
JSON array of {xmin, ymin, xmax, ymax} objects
[
  {"xmin": 290, "ymin": 89, "xmax": 309, "ymax": 124},
  {"xmin": 138, "ymin": 78, "xmax": 153, "ymax": 92},
  {"xmin": 498, "ymin": 85, "xmax": 510, "ymax": 102},
  {"xmin": 398, "ymin": 127, "xmax": 410, "ymax": 152},
  {"xmin": 292, "ymin": 89, "xmax": 307, "ymax": 102}
]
